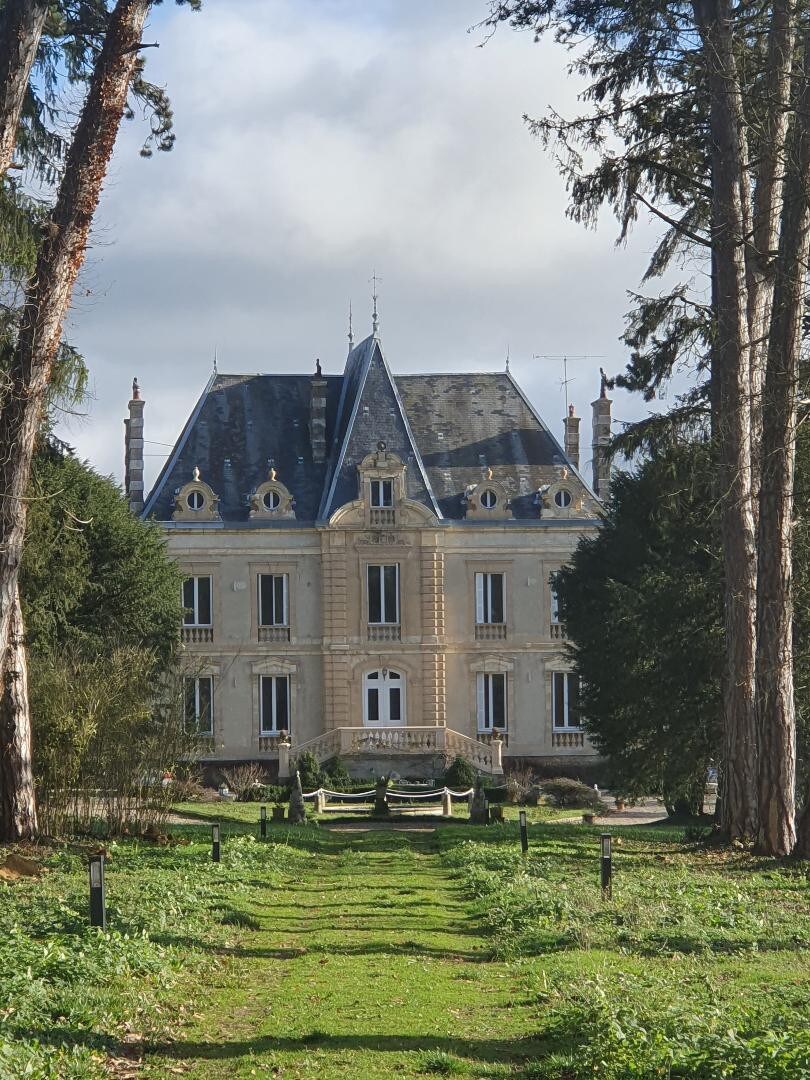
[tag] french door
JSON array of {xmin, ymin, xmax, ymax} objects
[{"xmin": 363, "ymin": 669, "xmax": 405, "ymax": 727}]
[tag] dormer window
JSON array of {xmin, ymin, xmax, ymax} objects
[
  {"xmin": 173, "ymin": 466, "xmax": 221, "ymax": 522},
  {"xmin": 481, "ymin": 489, "xmax": 498, "ymax": 509},
  {"xmin": 370, "ymin": 479, "xmax": 394, "ymax": 507},
  {"xmin": 555, "ymin": 489, "xmax": 572, "ymax": 509}
]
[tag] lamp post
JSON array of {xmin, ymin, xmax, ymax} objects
[
  {"xmin": 88, "ymin": 854, "xmax": 106, "ymax": 930},
  {"xmin": 212, "ymin": 822, "xmax": 221, "ymax": 863},
  {"xmin": 600, "ymin": 833, "xmax": 612, "ymax": 898},
  {"xmin": 260, "ymin": 805, "xmax": 267, "ymax": 840},
  {"xmin": 518, "ymin": 809, "xmax": 529, "ymax": 854}
]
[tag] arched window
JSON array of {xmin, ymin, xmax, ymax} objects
[{"xmin": 363, "ymin": 668, "xmax": 405, "ymax": 726}]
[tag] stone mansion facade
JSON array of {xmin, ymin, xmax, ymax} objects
[{"xmin": 126, "ymin": 330, "xmax": 611, "ymax": 778}]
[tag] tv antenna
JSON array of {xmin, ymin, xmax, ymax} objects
[{"xmin": 533, "ymin": 354, "xmax": 605, "ymax": 412}]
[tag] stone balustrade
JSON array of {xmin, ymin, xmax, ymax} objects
[
  {"xmin": 474, "ymin": 623, "xmax": 507, "ymax": 641},
  {"xmin": 258, "ymin": 625, "xmax": 291, "ymax": 643},
  {"xmin": 551, "ymin": 729, "xmax": 585, "ymax": 748},
  {"xmin": 181, "ymin": 626, "xmax": 214, "ymax": 644}
]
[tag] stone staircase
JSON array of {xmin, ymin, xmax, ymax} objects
[{"xmin": 279, "ymin": 725, "xmax": 503, "ymax": 778}]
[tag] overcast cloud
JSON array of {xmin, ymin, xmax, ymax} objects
[{"xmin": 56, "ymin": 0, "xmax": 681, "ymax": 491}]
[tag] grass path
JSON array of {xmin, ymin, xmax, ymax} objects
[{"xmin": 145, "ymin": 828, "xmax": 546, "ymax": 1078}]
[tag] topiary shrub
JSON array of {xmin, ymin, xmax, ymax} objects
[
  {"xmin": 443, "ymin": 755, "xmax": 478, "ymax": 790},
  {"xmin": 321, "ymin": 756, "xmax": 351, "ymax": 790},
  {"xmin": 293, "ymin": 751, "xmax": 323, "ymax": 793},
  {"xmin": 541, "ymin": 776, "xmax": 607, "ymax": 812}
]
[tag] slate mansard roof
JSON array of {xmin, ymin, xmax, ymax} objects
[{"xmin": 143, "ymin": 334, "xmax": 595, "ymax": 524}]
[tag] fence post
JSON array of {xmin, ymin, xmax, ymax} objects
[
  {"xmin": 600, "ymin": 833, "xmax": 612, "ymax": 898},
  {"xmin": 212, "ymin": 822, "xmax": 221, "ymax": 863},
  {"xmin": 260, "ymin": 805, "xmax": 267, "ymax": 839},
  {"xmin": 519, "ymin": 809, "xmax": 529, "ymax": 854},
  {"xmin": 441, "ymin": 788, "xmax": 452, "ymax": 817}
]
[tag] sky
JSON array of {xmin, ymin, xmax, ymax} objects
[{"xmin": 56, "ymin": 0, "xmax": 679, "ymax": 491}]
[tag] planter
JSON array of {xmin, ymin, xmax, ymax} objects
[
  {"xmin": 272, "ymin": 806, "xmax": 286, "ymax": 822},
  {"xmin": 582, "ymin": 812, "xmax": 595, "ymax": 825},
  {"xmin": 614, "ymin": 798, "xmax": 626, "ymax": 812},
  {"xmin": 489, "ymin": 805, "xmax": 504, "ymax": 823}
]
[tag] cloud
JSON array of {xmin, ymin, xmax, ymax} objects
[{"xmin": 58, "ymin": 0, "xmax": 678, "ymax": 487}]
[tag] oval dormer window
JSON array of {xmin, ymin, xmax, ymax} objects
[
  {"xmin": 555, "ymin": 489, "xmax": 572, "ymax": 509},
  {"xmin": 481, "ymin": 489, "xmax": 497, "ymax": 509},
  {"xmin": 263, "ymin": 490, "xmax": 281, "ymax": 511},
  {"xmin": 187, "ymin": 490, "xmax": 204, "ymax": 511}
]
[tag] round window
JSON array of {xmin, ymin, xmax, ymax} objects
[
  {"xmin": 263, "ymin": 489, "xmax": 281, "ymax": 511},
  {"xmin": 555, "ymin": 489, "xmax": 572, "ymax": 508},
  {"xmin": 187, "ymin": 490, "xmax": 204, "ymax": 511},
  {"xmin": 481, "ymin": 489, "xmax": 497, "ymax": 509}
]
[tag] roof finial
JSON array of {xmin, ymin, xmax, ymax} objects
[
  {"xmin": 348, "ymin": 300, "xmax": 354, "ymax": 350},
  {"xmin": 213, "ymin": 347, "xmax": 218, "ymax": 376},
  {"xmin": 370, "ymin": 269, "xmax": 381, "ymax": 335},
  {"xmin": 505, "ymin": 345, "xmax": 510, "ymax": 374},
  {"xmin": 131, "ymin": 377, "xmax": 141, "ymax": 401},
  {"xmin": 600, "ymin": 367, "xmax": 608, "ymax": 399},
  {"xmin": 192, "ymin": 465, "xmax": 200, "ymax": 482}
]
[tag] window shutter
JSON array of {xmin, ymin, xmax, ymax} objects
[
  {"xmin": 475, "ymin": 574, "xmax": 485, "ymax": 624},
  {"xmin": 477, "ymin": 673, "xmax": 487, "ymax": 730}
]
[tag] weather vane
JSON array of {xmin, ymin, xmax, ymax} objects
[{"xmin": 370, "ymin": 269, "xmax": 382, "ymax": 334}]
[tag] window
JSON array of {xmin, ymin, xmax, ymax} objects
[
  {"xmin": 481, "ymin": 489, "xmax": 497, "ymax": 508},
  {"xmin": 367, "ymin": 564, "xmax": 399, "ymax": 624},
  {"xmin": 260, "ymin": 675, "xmax": 290, "ymax": 734},
  {"xmin": 184, "ymin": 676, "xmax": 213, "ymax": 735},
  {"xmin": 370, "ymin": 479, "xmax": 394, "ymax": 507},
  {"xmin": 258, "ymin": 574, "xmax": 288, "ymax": 626},
  {"xmin": 477, "ymin": 672, "xmax": 507, "ymax": 732},
  {"xmin": 182, "ymin": 576, "xmax": 212, "ymax": 626},
  {"xmin": 553, "ymin": 672, "xmax": 581, "ymax": 729},
  {"xmin": 263, "ymin": 489, "xmax": 281, "ymax": 511},
  {"xmin": 555, "ymin": 488, "xmax": 572, "ymax": 508},
  {"xmin": 187, "ymin": 490, "xmax": 204, "ymax": 511},
  {"xmin": 475, "ymin": 572, "xmax": 505, "ymax": 624}
]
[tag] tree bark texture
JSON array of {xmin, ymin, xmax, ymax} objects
[
  {"xmin": 0, "ymin": 582, "xmax": 36, "ymax": 838},
  {"xmin": 694, "ymin": 0, "xmax": 759, "ymax": 840},
  {"xmin": 0, "ymin": 0, "xmax": 48, "ymax": 178},
  {"xmin": 755, "ymin": 31, "xmax": 810, "ymax": 857},
  {"xmin": 0, "ymin": 0, "xmax": 152, "ymax": 841}
]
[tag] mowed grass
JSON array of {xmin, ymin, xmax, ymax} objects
[{"xmin": 1, "ymin": 817, "xmax": 809, "ymax": 1078}]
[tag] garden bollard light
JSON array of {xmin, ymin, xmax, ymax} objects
[
  {"xmin": 212, "ymin": 822, "xmax": 221, "ymax": 863},
  {"xmin": 519, "ymin": 810, "xmax": 529, "ymax": 854},
  {"xmin": 89, "ymin": 854, "xmax": 106, "ymax": 930},
  {"xmin": 260, "ymin": 805, "xmax": 267, "ymax": 839},
  {"xmin": 600, "ymin": 833, "xmax": 612, "ymax": 899}
]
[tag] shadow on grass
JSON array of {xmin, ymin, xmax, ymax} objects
[{"xmin": 150, "ymin": 931, "xmax": 493, "ymax": 962}]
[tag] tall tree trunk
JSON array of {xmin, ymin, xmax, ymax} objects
[
  {"xmin": 755, "ymin": 30, "xmax": 810, "ymax": 858},
  {"xmin": 694, "ymin": 0, "xmax": 759, "ymax": 839},
  {"xmin": 0, "ymin": 0, "xmax": 48, "ymax": 178},
  {"xmin": 747, "ymin": 1, "xmax": 795, "ymax": 508},
  {"xmin": 0, "ymin": 582, "xmax": 36, "ymax": 839},
  {"xmin": 0, "ymin": 0, "xmax": 152, "ymax": 842}
]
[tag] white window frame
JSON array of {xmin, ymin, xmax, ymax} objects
[
  {"xmin": 259, "ymin": 675, "xmax": 291, "ymax": 734},
  {"xmin": 480, "ymin": 488, "xmax": 498, "ymax": 509},
  {"xmin": 370, "ymin": 478, "xmax": 394, "ymax": 507},
  {"xmin": 476, "ymin": 671, "xmax": 507, "ymax": 732},
  {"xmin": 475, "ymin": 572, "xmax": 505, "ymax": 625},
  {"xmin": 552, "ymin": 672, "xmax": 581, "ymax": 729},
  {"xmin": 367, "ymin": 564, "xmax": 400, "ymax": 625},
  {"xmin": 182, "ymin": 576, "xmax": 212, "ymax": 627},
  {"xmin": 363, "ymin": 668, "xmax": 405, "ymax": 726},
  {"xmin": 184, "ymin": 675, "xmax": 213, "ymax": 736},
  {"xmin": 550, "ymin": 578, "xmax": 560, "ymax": 624},
  {"xmin": 257, "ymin": 573, "xmax": 289, "ymax": 627}
]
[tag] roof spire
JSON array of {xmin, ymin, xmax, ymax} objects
[
  {"xmin": 370, "ymin": 269, "xmax": 381, "ymax": 335},
  {"xmin": 348, "ymin": 300, "xmax": 354, "ymax": 351},
  {"xmin": 505, "ymin": 345, "xmax": 510, "ymax": 374},
  {"xmin": 213, "ymin": 347, "xmax": 218, "ymax": 376}
]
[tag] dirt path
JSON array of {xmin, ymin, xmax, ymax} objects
[{"xmin": 144, "ymin": 830, "xmax": 548, "ymax": 1078}]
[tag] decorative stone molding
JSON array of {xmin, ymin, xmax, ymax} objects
[
  {"xmin": 249, "ymin": 467, "xmax": 295, "ymax": 520},
  {"xmin": 540, "ymin": 469, "xmax": 584, "ymax": 518},
  {"xmin": 172, "ymin": 466, "xmax": 221, "ymax": 521}
]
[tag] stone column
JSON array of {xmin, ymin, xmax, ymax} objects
[
  {"xmin": 321, "ymin": 532, "xmax": 350, "ymax": 729},
  {"xmin": 421, "ymin": 537, "xmax": 446, "ymax": 726}
]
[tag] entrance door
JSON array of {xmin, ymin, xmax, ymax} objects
[{"xmin": 363, "ymin": 669, "xmax": 405, "ymax": 727}]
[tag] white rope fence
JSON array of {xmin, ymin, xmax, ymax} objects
[{"xmin": 300, "ymin": 786, "xmax": 474, "ymax": 803}]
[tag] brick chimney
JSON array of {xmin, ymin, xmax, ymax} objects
[
  {"xmin": 124, "ymin": 377, "xmax": 145, "ymax": 514},
  {"xmin": 310, "ymin": 358, "xmax": 327, "ymax": 464},
  {"xmin": 591, "ymin": 369, "xmax": 612, "ymax": 497},
  {"xmin": 563, "ymin": 403, "xmax": 580, "ymax": 469}
]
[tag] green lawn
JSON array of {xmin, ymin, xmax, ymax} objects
[{"xmin": 1, "ymin": 819, "xmax": 808, "ymax": 1078}]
